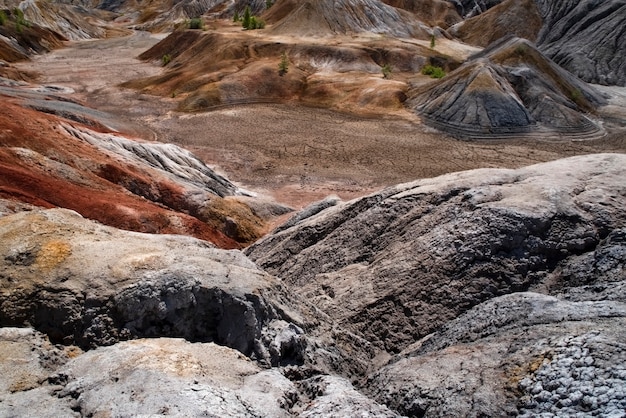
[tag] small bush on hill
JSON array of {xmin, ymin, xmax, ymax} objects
[
  {"xmin": 189, "ymin": 17, "xmax": 203, "ymax": 29},
  {"xmin": 278, "ymin": 52, "xmax": 289, "ymax": 76},
  {"xmin": 0, "ymin": 10, "xmax": 7, "ymax": 26},
  {"xmin": 382, "ymin": 63, "xmax": 392, "ymax": 79},
  {"xmin": 242, "ymin": 6, "xmax": 265, "ymax": 30},
  {"xmin": 162, "ymin": 54, "xmax": 171, "ymax": 66},
  {"xmin": 422, "ymin": 65, "xmax": 446, "ymax": 78}
]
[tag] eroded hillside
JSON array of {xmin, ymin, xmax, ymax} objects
[{"xmin": 1, "ymin": 0, "xmax": 626, "ymax": 416}]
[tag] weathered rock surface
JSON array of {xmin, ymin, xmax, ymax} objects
[
  {"xmin": 407, "ymin": 37, "xmax": 605, "ymax": 138},
  {"xmin": 0, "ymin": 329, "xmax": 397, "ymax": 417},
  {"xmin": 382, "ymin": 0, "xmax": 461, "ymax": 28},
  {"xmin": 247, "ymin": 153, "xmax": 626, "ymax": 358},
  {"xmin": 265, "ymin": 0, "xmax": 429, "ymax": 38},
  {"xmin": 0, "ymin": 208, "xmax": 307, "ymax": 364},
  {"xmin": 449, "ymin": 0, "xmax": 626, "ymax": 86},
  {"xmin": 367, "ymin": 292, "xmax": 626, "ymax": 417}
]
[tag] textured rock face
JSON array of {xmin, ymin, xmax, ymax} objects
[
  {"xmin": 449, "ymin": 0, "xmax": 626, "ymax": 86},
  {"xmin": 247, "ymin": 154, "xmax": 626, "ymax": 356},
  {"xmin": 0, "ymin": 209, "xmax": 305, "ymax": 364},
  {"xmin": 407, "ymin": 37, "xmax": 605, "ymax": 138},
  {"xmin": 0, "ymin": 330, "xmax": 397, "ymax": 417},
  {"xmin": 367, "ymin": 292, "xmax": 626, "ymax": 417},
  {"xmin": 534, "ymin": 0, "xmax": 626, "ymax": 87}
]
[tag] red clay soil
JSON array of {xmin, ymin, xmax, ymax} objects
[{"xmin": 0, "ymin": 97, "xmax": 240, "ymax": 248}]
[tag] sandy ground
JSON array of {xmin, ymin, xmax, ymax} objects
[{"xmin": 16, "ymin": 30, "xmax": 626, "ymax": 211}]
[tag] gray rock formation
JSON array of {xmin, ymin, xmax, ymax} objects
[
  {"xmin": 449, "ymin": 0, "xmax": 626, "ymax": 86},
  {"xmin": 0, "ymin": 208, "xmax": 306, "ymax": 365},
  {"xmin": 407, "ymin": 37, "xmax": 606, "ymax": 139},
  {"xmin": 247, "ymin": 154, "xmax": 626, "ymax": 357},
  {"xmin": 535, "ymin": 0, "xmax": 626, "ymax": 87},
  {"xmin": 367, "ymin": 292, "xmax": 626, "ymax": 417},
  {"xmin": 0, "ymin": 329, "xmax": 397, "ymax": 417}
]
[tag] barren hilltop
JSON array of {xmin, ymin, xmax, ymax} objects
[{"xmin": 1, "ymin": 0, "xmax": 625, "ymax": 416}]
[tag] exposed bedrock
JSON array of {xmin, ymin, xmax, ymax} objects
[
  {"xmin": 0, "ymin": 209, "xmax": 309, "ymax": 366},
  {"xmin": 246, "ymin": 153, "xmax": 626, "ymax": 357},
  {"xmin": 449, "ymin": 0, "xmax": 626, "ymax": 86}
]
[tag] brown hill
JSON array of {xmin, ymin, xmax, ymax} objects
[
  {"xmin": 265, "ymin": 0, "xmax": 429, "ymax": 38},
  {"xmin": 382, "ymin": 0, "xmax": 462, "ymax": 28}
]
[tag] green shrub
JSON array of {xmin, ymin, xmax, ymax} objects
[
  {"xmin": 242, "ymin": 6, "xmax": 264, "ymax": 30},
  {"xmin": 0, "ymin": 10, "xmax": 7, "ymax": 26},
  {"xmin": 430, "ymin": 34, "xmax": 436, "ymax": 49},
  {"xmin": 162, "ymin": 54, "xmax": 171, "ymax": 66},
  {"xmin": 382, "ymin": 63, "xmax": 392, "ymax": 79},
  {"xmin": 233, "ymin": 11, "xmax": 240, "ymax": 22},
  {"xmin": 266, "ymin": 0, "xmax": 274, "ymax": 8},
  {"xmin": 188, "ymin": 17, "xmax": 203, "ymax": 29},
  {"xmin": 278, "ymin": 52, "xmax": 289, "ymax": 76},
  {"xmin": 242, "ymin": 6, "xmax": 251, "ymax": 29},
  {"xmin": 422, "ymin": 65, "xmax": 445, "ymax": 78}
]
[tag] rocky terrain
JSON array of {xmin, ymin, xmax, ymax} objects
[
  {"xmin": 3, "ymin": 154, "xmax": 626, "ymax": 416},
  {"xmin": 450, "ymin": 0, "xmax": 626, "ymax": 86},
  {"xmin": 1, "ymin": 0, "xmax": 626, "ymax": 416}
]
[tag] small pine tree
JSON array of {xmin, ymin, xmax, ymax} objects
[
  {"xmin": 242, "ymin": 6, "xmax": 251, "ymax": 30},
  {"xmin": 382, "ymin": 63, "xmax": 392, "ymax": 79},
  {"xmin": 233, "ymin": 11, "xmax": 239, "ymax": 22},
  {"xmin": 430, "ymin": 34, "xmax": 436, "ymax": 49},
  {"xmin": 0, "ymin": 10, "xmax": 7, "ymax": 26},
  {"xmin": 278, "ymin": 52, "xmax": 289, "ymax": 76}
]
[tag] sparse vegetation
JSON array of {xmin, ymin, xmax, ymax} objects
[
  {"xmin": 515, "ymin": 44, "xmax": 528, "ymax": 56},
  {"xmin": 188, "ymin": 17, "xmax": 203, "ymax": 30},
  {"xmin": 0, "ymin": 10, "xmax": 7, "ymax": 26},
  {"xmin": 162, "ymin": 54, "xmax": 171, "ymax": 66},
  {"xmin": 242, "ymin": 6, "xmax": 265, "ymax": 30},
  {"xmin": 13, "ymin": 7, "xmax": 30, "ymax": 32},
  {"xmin": 430, "ymin": 34, "xmax": 436, "ymax": 49},
  {"xmin": 382, "ymin": 63, "xmax": 392, "ymax": 79},
  {"xmin": 278, "ymin": 52, "xmax": 289, "ymax": 76},
  {"xmin": 242, "ymin": 6, "xmax": 251, "ymax": 29},
  {"xmin": 422, "ymin": 65, "xmax": 446, "ymax": 78},
  {"xmin": 233, "ymin": 11, "xmax": 240, "ymax": 22},
  {"xmin": 266, "ymin": 0, "xmax": 274, "ymax": 9}
]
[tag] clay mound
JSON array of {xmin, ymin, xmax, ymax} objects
[
  {"xmin": 408, "ymin": 37, "xmax": 605, "ymax": 139},
  {"xmin": 449, "ymin": 0, "xmax": 542, "ymax": 47},
  {"xmin": 382, "ymin": 0, "xmax": 462, "ymax": 28},
  {"xmin": 266, "ymin": 0, "xmax": 429, "ymax": 38},
  {"xmin": 0, "ymin": 87, "xmax": 288, "ymax": 247},
  {"xmin": 450, "ymin": 0, "xmax": 626, "ymax": 86}
]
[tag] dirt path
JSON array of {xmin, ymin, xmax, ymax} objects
[{"xmin": 18, "ymin": 30, "xmax": 626, "ymax": 210}]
